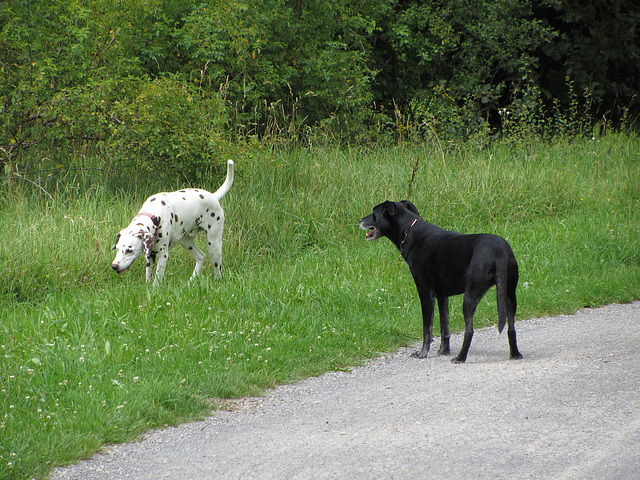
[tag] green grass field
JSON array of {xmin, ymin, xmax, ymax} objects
[{"xmin": 1, "ymin": 134, "xmax": 639, "ymax": 479}]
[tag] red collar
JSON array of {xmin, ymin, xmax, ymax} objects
[
  {"xmin": 137, "ymin": 212, "xmax": 159, "ymax": 238},
  {"xmin": 137, "ymin": 212, "xmax": 157, "ymax": 221}
]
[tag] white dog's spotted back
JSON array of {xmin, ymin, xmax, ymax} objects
[{"xmin": 111, "ymin": 160, "xmax": 234, "ymax": 284}]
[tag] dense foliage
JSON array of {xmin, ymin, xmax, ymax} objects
[{"xmin": 1, "ymin": 0, "xmax": 638, "ymax": 179}]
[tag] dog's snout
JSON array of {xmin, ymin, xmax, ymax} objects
[{"xmin": 111, "ymin": 263, "xmax": 119, "ymax": 271}]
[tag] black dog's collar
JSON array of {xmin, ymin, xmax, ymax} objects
[{"xmin": 400, "ymin": 217, "xmax": 420, "ymax": 253}]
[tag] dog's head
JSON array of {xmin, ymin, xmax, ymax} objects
[
  {"xmin": 111, "ymin": 216, "xmax": 159, "ymax": 274},
  {"xmin": 359, "ymin": 200, "xmax": 421, "ymax": 241},
  {"xmin": 111, "ymin": 230, "xmax": 146, "ymax": 274}
]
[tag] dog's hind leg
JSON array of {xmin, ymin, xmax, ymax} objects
[
  {"xmin": 498, "ymin": 292, "xmax": 523, "ymax": 360},
  {"xmin": 206, "ymin": 229, "xmax": 224, "ymax": 279},
  {"xmin": 411, "ymin": 292, "xmax": 435, "ymax": 359},
  {"xmin": 437, "ymin": 296, "xmax": 451, "ymax": 355},
  {"xmin": 498, "ymin": 259, "xmax": 523, "ymax": 360},
  {"xmin": 453, "ymin": 290, "xmax": 484, "ymax": 364},
  {"xmin": 508, "ymin": 323, "xmax": 523, "ymax": 360},
  {"xmin": 179, "ymin": 236, "xmax": 207, "ymax": 280},
  {"xmin": 507, "ymin": 281, "xmax": 523, "ymax": 360}
]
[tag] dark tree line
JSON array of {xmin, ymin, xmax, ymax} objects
[{"xmin": 1, "ymin": 0, "xmax": 638, "ymax": 177}]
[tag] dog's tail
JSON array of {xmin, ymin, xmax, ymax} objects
[
  {"xmin": 496, "ymin": 266, "xmax": 508, "ymax": 334},
  {"xmin": 497, "ymin": 279, "xmax": 508, "ymax": 334},
  {"xmin": 496, "ymin": 252, "xmax": 518, "ymax": 334},
  {"xmin": 213, "ymin": 160, "xmax": 234, "ymax": 200}
]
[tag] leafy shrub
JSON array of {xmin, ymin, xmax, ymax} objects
[{"xmin": 105, "ymin": 75, "xmax": 233, "ymax": 180}]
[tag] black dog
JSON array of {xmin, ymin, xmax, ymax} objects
[{"xmin": 360, "ymin": 200, "xmax": 523, "ymax": 363}]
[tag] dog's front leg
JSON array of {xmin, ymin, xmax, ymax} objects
[
  {"xmin": 411, "ymin": 292, "xmax": 435, "ymax": 359},
  {"xmin": 153, "ymin": 247, "xmax": 169, "ymax": 284},
  {"xmin": 145, "ymin": 252, "xmax": 156, "ymax": 283},
  {"xmin": 437, "ymin": 296, "xmax": 451, "ymax": 355}
]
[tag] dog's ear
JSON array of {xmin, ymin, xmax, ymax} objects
[
  {"xmin": 112, "ymin": 233, "xmax": 121, "ymax": 250},
  {"xmin": 401, "ymin": 200, "xmax": 420, "ymax": 215},
  {"xmin": 382, "ymin": 201, "xmax": 397, "ymax": 217}
]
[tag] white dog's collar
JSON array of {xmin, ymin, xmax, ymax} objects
[
  {"xmin": 137, "ymin": 211, "xmax": 157, "ymax": 221},
  {"xmin": 137, "ymin": 212, "xmax": 160, "ymax": 239}
]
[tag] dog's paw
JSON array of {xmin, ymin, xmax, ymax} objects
[
  {"xmin": 437, "ymin": 347, "xmax": 450, "ymax": 356},
  {"xmin": 510, "ymin": 352, "xmax": 524, "ymax": 360},
  {"xmin": 451, "ymin": 356, "xmax": 467, "ymax": 364},
  {"xmin": 410, "ymin": 351, "xmax": 428, "ymax": 359}
]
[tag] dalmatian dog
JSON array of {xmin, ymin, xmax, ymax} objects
[{"xmin": 111, "ymin": 160, "xmax": 234, "ymax": 284}]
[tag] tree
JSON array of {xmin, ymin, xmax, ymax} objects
[{"xmin": 535, "ymin": 0, "xmax": 640, "ymax": 127}]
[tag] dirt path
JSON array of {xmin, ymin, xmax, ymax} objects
[{"xmin": 50, "ymin": 302, "xmax": 640, "ymax": 480}]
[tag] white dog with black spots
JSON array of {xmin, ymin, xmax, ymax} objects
[{"xmin": 111, "ymin": 160, "xmax": 234, "ymax": 284}]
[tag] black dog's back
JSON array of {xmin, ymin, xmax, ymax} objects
[
  {"xmin": 412, "ymin": 228, "xmax": 516, "ymax": 299},
  {"xmin": 360, "ymin": 200, "xmax": 522, "ymax": 363}
]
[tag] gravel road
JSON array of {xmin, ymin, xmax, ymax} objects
[{"xmin": 50, "ymin": 302, "xmax": 640, "ymax": 480}]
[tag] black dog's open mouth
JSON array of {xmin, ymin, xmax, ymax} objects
[
  {"xmin": 361, "ymin": 225, "xmax": 379, "ymax": 240},
  {"xmin": 359, "ymin": 217, "xmax": 379, "ymax": 240},
  {"xmin": 365, "ymin": 227, "xmax": 376, "ymax": 240}
]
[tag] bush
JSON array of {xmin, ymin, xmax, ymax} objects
[{"xmin": 105, "ymin": 75, "xmax": 233, "ymax": 180}]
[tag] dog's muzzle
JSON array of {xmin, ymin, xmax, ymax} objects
[
  {"xmin": 112, "ymin": 260, "xmax": 135, "ymax": 274},
  {"xmin": 359, "ymin": 219, "xmax": 380, "ymax": 241},
  {"xmin": 112, "ymin": 263, "xmax": 126, "ymax": 274}
]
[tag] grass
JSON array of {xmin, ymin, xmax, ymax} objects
[{"xmin": 1, "ymin": 134, "xmax": 639, "ymax": 479}]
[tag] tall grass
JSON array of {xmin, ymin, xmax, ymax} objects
[{"xmin": 1, "ymin": 134, "xmax": 639, "ymax": 479}]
